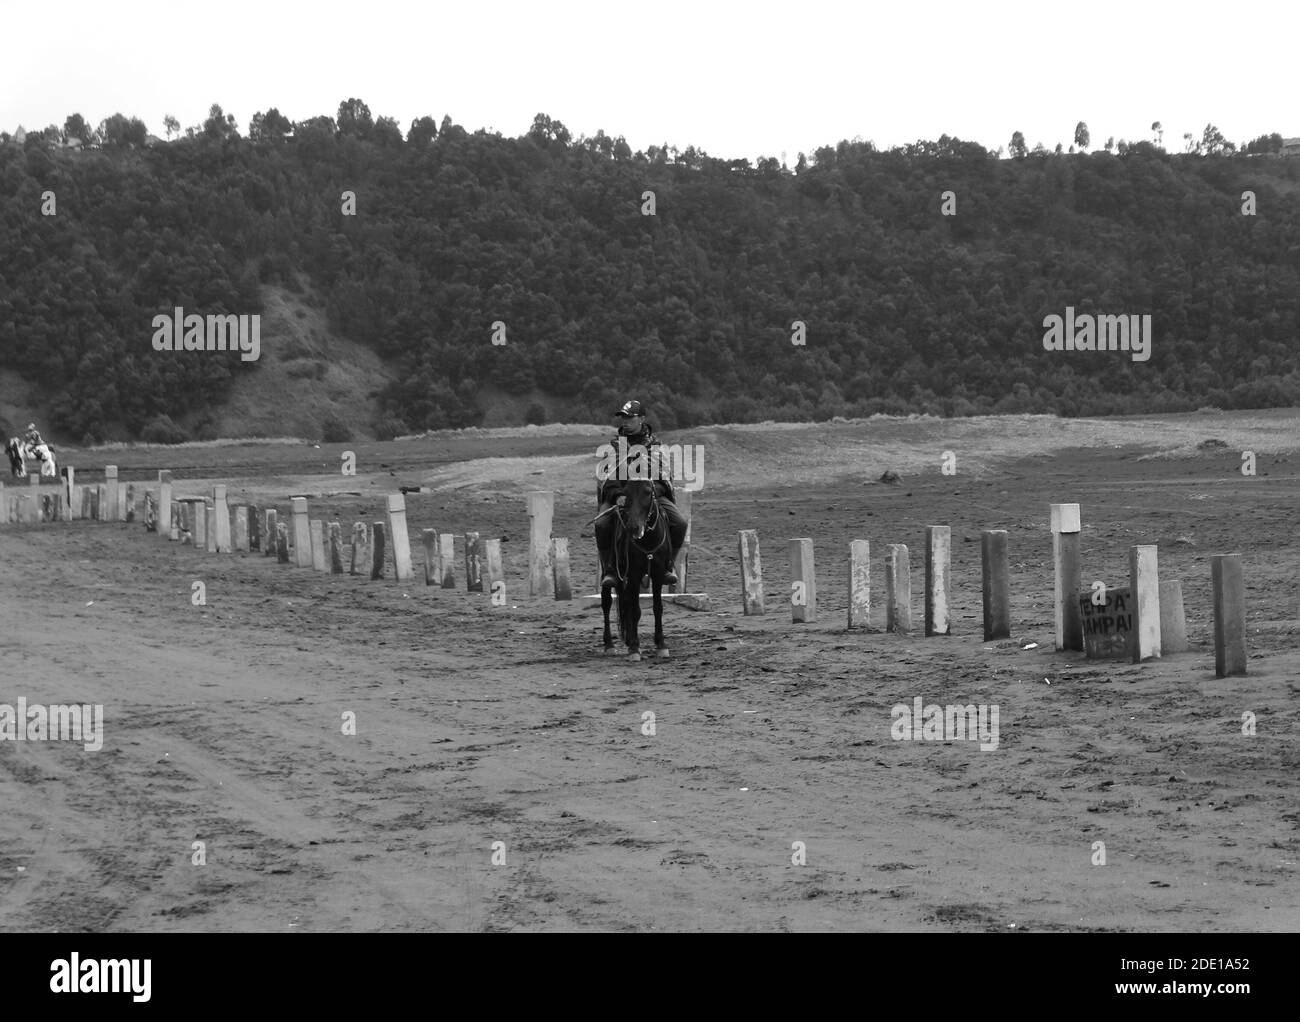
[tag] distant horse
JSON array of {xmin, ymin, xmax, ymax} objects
[
  {"xmin": 6, "ymin": 438, "xmax": 57, "ymax": 478},
  {"xmin": 601, "ymin": 478, "xmax": 671, "ymax": 661}
]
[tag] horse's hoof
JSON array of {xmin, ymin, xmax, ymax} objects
[
  {"xmin": 628, "ymin": 652, "xmax": 641, "ymax": 662},
  {"xmin": 656, "ymin": 647, "xmax": 671, "ymax": 659},
  {"xmin": 603, "ymin": 646, "xmax": 617, "ymax": 656}
]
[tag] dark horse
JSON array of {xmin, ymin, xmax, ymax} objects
[{"xmin": 601, "ymin": 479, "xmax": 671, "ymax": 661}]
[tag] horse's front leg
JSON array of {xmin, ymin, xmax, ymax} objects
[
  {"xmin": 601, "ymin": 588, "xmax": 615, "ymax": 654},
  {"xmin": 652, "ymin": 573, "xmax": 668, "ymax": 657},
  {"xmin": 626, "ymin": 577, "xmax": 642, "ymax": 662}
]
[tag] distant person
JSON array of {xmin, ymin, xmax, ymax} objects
[
  {"xmin": 23, "ymin": 422, "xmax": 44, "ymax": 447},
  {"xmin": 594, "ymin": 400, "xmax": 687, "ymax": 589}
]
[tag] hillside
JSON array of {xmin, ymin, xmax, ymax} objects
[
  {"xmin": 2, "ymin": 111, "xmax": 1299, "ymax": 443},
  {"xmin": 197, "ymin": 282, "xmax": 395, "ymax": 441}
]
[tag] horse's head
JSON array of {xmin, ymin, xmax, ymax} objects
[{"xmin": 621, "ymin": 479, "xmax": 659, "ymax": 541}]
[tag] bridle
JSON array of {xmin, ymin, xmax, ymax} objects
[{"xmin": 611, "ymin": 486, "xmax": 669, "ymax": 586}]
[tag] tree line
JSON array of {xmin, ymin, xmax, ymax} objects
[{"xmin": 1, "ymin": 100, "xmax": 1297, "ymax": 442}]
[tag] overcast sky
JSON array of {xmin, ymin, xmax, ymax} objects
[{"xmin": 2, "ymin": 0, "xmax": 1291, "ymax": 160}]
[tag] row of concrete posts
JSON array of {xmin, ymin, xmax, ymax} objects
[{"xmin": 735, "ymin": 502, "xmax": 1247, "ymax": 679}]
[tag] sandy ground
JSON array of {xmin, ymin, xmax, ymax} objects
[{"xmin": 1, "ymin": 412, "xmax": 1298, "ymax": 932}]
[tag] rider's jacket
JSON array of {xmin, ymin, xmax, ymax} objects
[
  {"xmin": 610, "ymin": 424, "xmax": 659, "ymax": 452},
  {"xmin": 599, "ymin": 424, "xmax": 678, "ymax": 503}
]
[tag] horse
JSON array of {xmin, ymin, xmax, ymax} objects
[
  {"xmin": 6, "ymin": 438, "xmax": 57, "ymax": 479},
  {"xmin": 601, "ymin": 478, "xmax": 671, "ymax": 662}
]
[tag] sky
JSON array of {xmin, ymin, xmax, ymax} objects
[{"xmin": 1, "ymin": 0, "xmax": 1292, "ymax": 161}]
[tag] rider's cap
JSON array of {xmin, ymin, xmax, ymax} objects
[
  {"xmin": 615, "ymin": 400, "xmax": 644, "ymax": 418},
  {"xmin": 27, "ymin": 423, "xmax": 36, "ymax": 430}
]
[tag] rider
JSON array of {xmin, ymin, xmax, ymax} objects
[
  {"xmin": 595, "ymin": 400, "xmax": 688, "ymax": 589},
  {"xmin": 22, "ymin": 422, "xmax": 43, "ymax": 448}
]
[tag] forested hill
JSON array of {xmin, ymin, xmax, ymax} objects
[{"xmin": 2, "ymin": 107, "xmax": 1299, "ymax": 443}]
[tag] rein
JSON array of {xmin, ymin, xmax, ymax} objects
[{"xmin": 612, "ymin": 492, "xmax": 669, "ymax": 586}]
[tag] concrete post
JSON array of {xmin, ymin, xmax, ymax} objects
[
  {"xmin": 924, "ymin": 525, "xmax": 951, "ymax": 637},
  {"xmin": 981, "ymin": 530, "xmax": 1011, "ymax": 641},
  {"xmin": 62, "ymin": 466, "xmax": 74, "ymax": 522},
  {"xmin": 422, "ymin": 529, "xmax": 437, "ymax": 585},
  {"xmin": 329, "ymin": 522, "xmax": 345, "ymax": 574},
  {"xmin": 789, "ymin": 538, "xmax": 816, "ymax": 623},
  {"xmin": 848, "ymin": 539, "xmax": 871, "ymax": 629},
  {"xmin": 527, "ymin": 491, "xmax": 554, "ymax": 598},
  {"xmin": 484, "ymin": 538, "xmax": 504, "ymax": 601},
  {"xmin": 291, "ymin": 497, "xmax": 312, "ymax": 568},
  {"xmin": 1129, "ymin": 544, "xmax": 1161, "ymax": 662},
  {"xmin": 1159, "ymin": 580, "xmax": 1188, "ymax": 654},
  {"xmin": 551, "ymin": 538, "xmax": 572, "ymax": 600},
  {"xmin": 386, "ymin": 493, "xmax": 414, "ymax": 582},
  {"xmin": 350, "ymin": 522, "xmax": 368, "ymax": 575},
  {"xmin": 104, "ymin": 466, "xmax": 119, "ymax": 521},
  {"xmin": 192, "ymin": 500, "xmax": 207, "ymax": 550},
  {"xmin": 464, "ymin": 532, "xmax": 483, "ymax": 592},
  {"xmin": 1051, "ymin": 503, "xmax": 1083, "ymax": 652},
  {"xmin": 886, "ymin": 543, "xmax": 912, "ymax": 634},
  {"xmin": 370, "ymin": 522, "xmax": 386, "ymax": 580},
  {"xmin": 310, "ymin": 519, "xmax": 326, "ymax": 571},
  {"xmin": 212, "ymin": 485, "xmax": 231, "ymax": 553},
  {"xmin": 264, "ymin": 509, "xmax": 278, "ymax": 557},
  {"xmin": 158, "ymin": 472, "xmax": 175, "ymax": 539},
  {"xmin": 1211, "ymin": 554, "xmax": 1246, "ymax": 677},
  {"xmin": 671, "ymin": 489, "xmax": 692, "ymax": 594},
  {"xmin": 438, "ymin": 534, "xmax": 456, "ymax": 588},
  {"xmin": 738, "ymin": 529, "xmax": 765, "ymax": 615}
]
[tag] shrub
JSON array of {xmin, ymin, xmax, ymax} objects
[
  {"xmin": 140, "ymin": 414, "xmax": 188, "ymax": 444},
  {"xmin": 374, "ymin": 415, "xmax": 408, "ymax": 441},
  {"xmin": 193, "ymin": 417, "xmax": 221, "ymax": 441},
  {"xmin": 320, "ymin": 412, "xmax": 352, "ymax": 443},
  {"xmin": 524, "ymin": 402, "xmax": 547, "ymax": 425}
]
